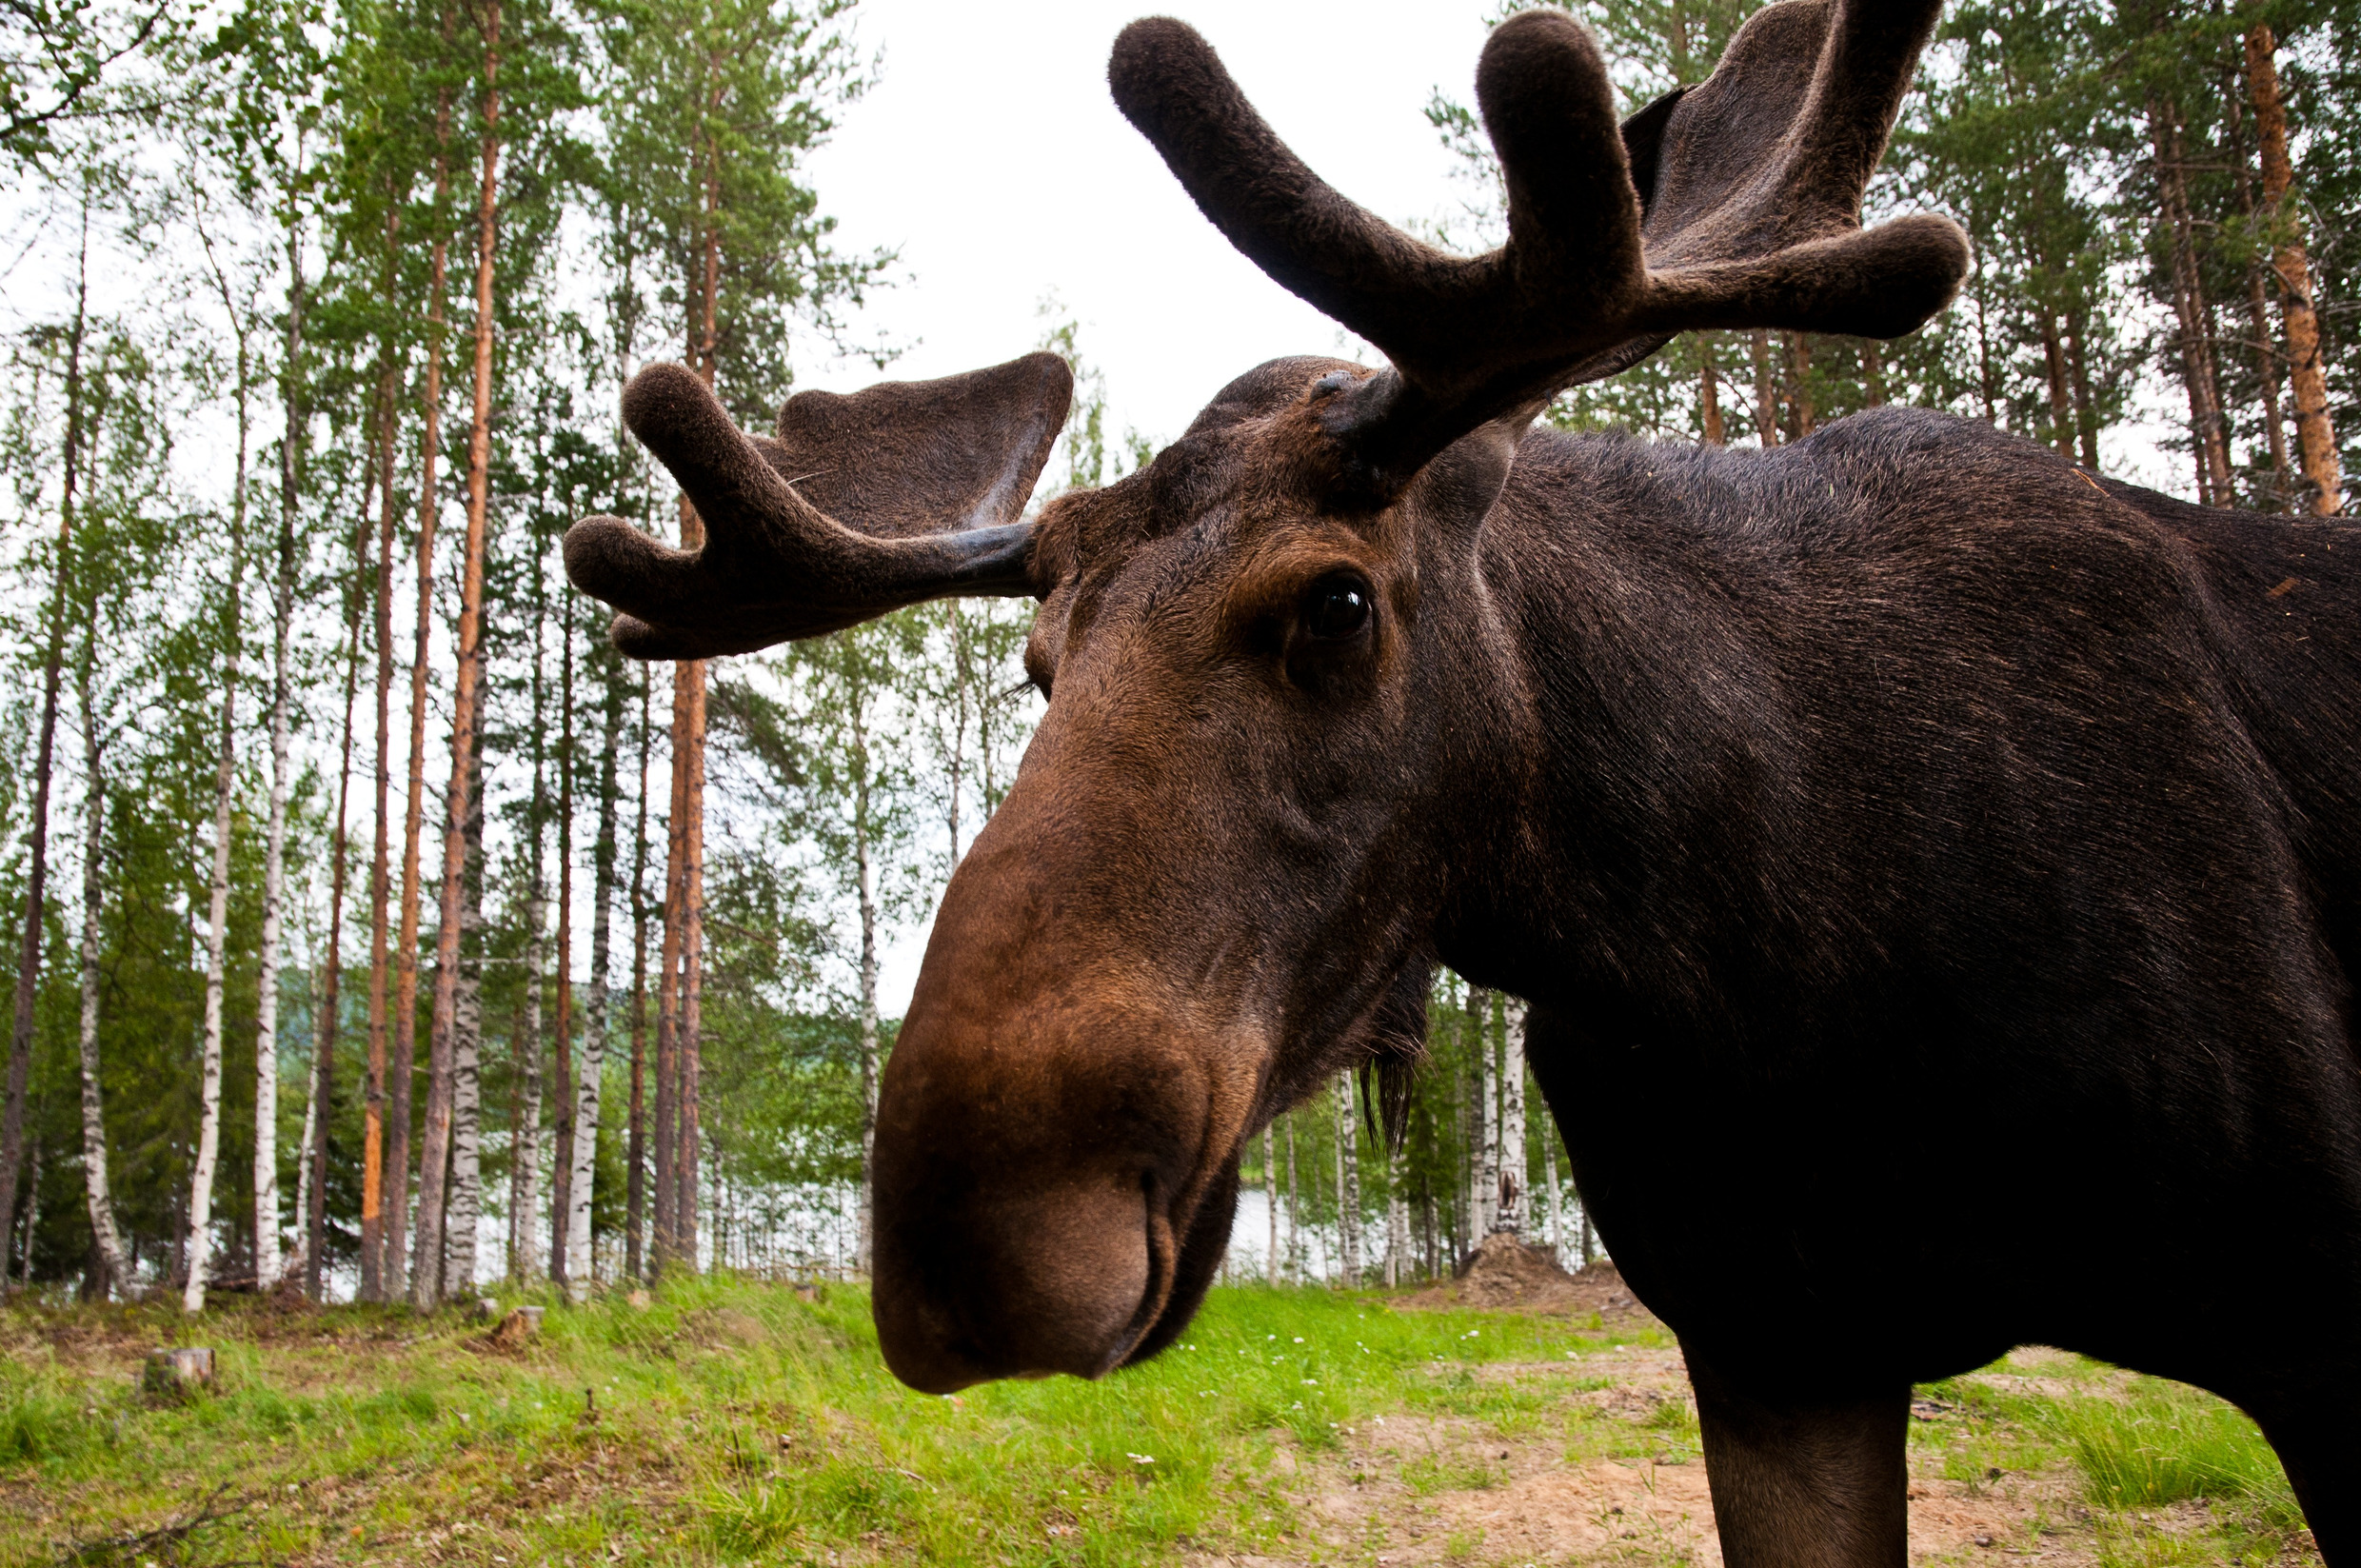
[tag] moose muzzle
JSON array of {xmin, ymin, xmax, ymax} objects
[{"xmin": 867, "ymin": 815, "xmax": 1260, "ymax": 1394}]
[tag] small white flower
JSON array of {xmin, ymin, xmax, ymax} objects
[
  {"xmin": 1302, "ymin": 1379, "xmax": 1318, "ymax": 1386},
  {"xmin": 1127, "ymin": 1453, "xmax": 1156, "ymax": 1465},
  {"xmin": 1293, "ymin": 1337, "xmax": 1305, "ymax": 1343}
]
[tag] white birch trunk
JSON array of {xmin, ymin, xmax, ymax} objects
[
  {"xmin": 513, "ymin": 886, "xmax": 545, "ymax": 1281},
  {"xmin": 1386, "ymin": 1143, "xmax": 1407, "ymax": 1287},
  {"xmin": 1469, "ymin": 986, "xmax": 1496, "ymax": 1240},
  {"xmin": 183, "ymin": 483, "xmax": 248, "ymax": 1314},
  {"xmin": 185, "ymin": 688, "xmax": 239, "ymax": 1313},
  {"xmin": 74, "ymin": 693, "xmax": 129, "ymax": 1294},
  {"xmin": 572, "ymin": 667, "xmax": 621, "ymax": 1300},
  {"xmin": 1263, "ymin": 1124, "xmax": 1277, "ymax": 1287},
  {"xmin": 253, "ymin": 546, "xmax": 294, "ymax": 1294},
  {"xmin": 1544, "ymin": 1123, "xmax": 1563, "ymax": 1265},
  {"xmin": 853, "ymin": 693, "xmax": 880, "ymax": 1273},
  {"xmin": 1498, "ymin": 1000, "xmax": 1527, "ymax": 1236},
  {"xmin": 445, "ymin": 849, "xmax": 484, "ymax": 1296},
  {"xmin": 288, "ymin": 1018, "xmax": 320, "ymax": 1283},
  {"xmin": 855, "ymin": 822, "xmax": 879, "ymax": 1270},
  {"xmin": 565, "ymin": 974, "xmax": 604, "ymax": 1300},
  {"xmin": 1335, "ymin": 1073, "xmax": 1359, "ymax": 1284},
  {"xmin": 1283, "ymin": 1115, "xmax": 1298, "ymax": 1283}
]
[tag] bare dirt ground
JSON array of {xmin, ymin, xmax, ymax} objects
[{"xmin": 1194, "ymin": 1246, "xmax": 2312, "ymax": 1568}]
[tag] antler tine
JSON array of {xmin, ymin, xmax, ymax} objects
[
  {"xmin": 1110, "ymin": 12, "xmax": 1644, "ymax": 493},
  {"xmin": 1110, "ymin": 1, "xmax": 1968, "ymax": 498},
  {"xmin": 1625, "ymin": 0, "xmax": 1967, "ymax": 336},
  {"xmin": 564, "ymin": 361, "xmax": 1057, "ymax": 661}
]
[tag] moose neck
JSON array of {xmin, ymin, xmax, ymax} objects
[{"xmin": 1432, "ymin": 429, "xmax": 1801, "ymax": 1036}]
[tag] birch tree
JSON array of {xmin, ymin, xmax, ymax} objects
[{"xmin": 183, "ymin": 184, "xmax": 263, "ymax": 1313}]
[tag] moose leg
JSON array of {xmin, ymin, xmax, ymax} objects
[
  {"xmin": 1688, "ymin": 1352, "xmax": 1909, "ymax": 1568},
  {"xmin": 2247, "ymin": 1407, "xmax": 2361, "ymax": 1564}
]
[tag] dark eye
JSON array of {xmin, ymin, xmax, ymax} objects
[{"xmin": 1303, "ymin": 574, "xmax": 1372, "ymax": 641}]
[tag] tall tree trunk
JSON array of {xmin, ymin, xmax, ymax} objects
[
  {"xmin": 185, "ymin": 224, "xmax": 256, "ymax": 1312},
  {"xmin": 1498, "ymin": 1000, "xmax": 1526, "ymax": 1235},
  {"xmin": 853, "ymin": 682, "xmax": 878, "ymax": 1275},
  {"xmin": 1973, "ymin": 246, "xmax": 1998, "ymax": 425},
  {"xmin": 73, "ymin": 641, "xmax": 128, "ymax": 1295},
  {"xmin": 2247, "ymin": 22, "xmax": 2343, "ymax": 514},
  {"xmin": 511, "ymin": 711, "xmax": 546, "ymax": 1283},
  {"xmin": 1469, "ymin": 987, "xmax": 1495, "ymax": 1238},
  {"xmin": 390, "ymin": 109, "xmax": 457, "ymax": 1306},
  {"xmin": 1783, "ymin": 331, "xmax": 1815, "ymax": 437},
  {"xmin": 1334, "ymin": 1074, "xmax": 1359, "ymax": 1284},
  {"xmin": 2224, "ymin": 63, "xmax": 2293, "ymax": 507},
  {"xmin": 567, "ymin": 606, "xmax": 614, "ymax": 1300},
  {"xmin": 361, "ymin": 204, "xmax": 402, "ymax": 1301},
  {"xmin": 1859, "ymin": 338, "xmax": 1889, "ymax": 407},
  {"xmin": 443, "ymin": 733, "xmax": 486, "ymax": 1300},
  {"xmin": 307, "ymin": 501, "xmax": 367, "ymax": 1297},
  {"xmin": 549, "ymin": 605, "xmax": 576, "ymax": 1288},
  {"xmin": 651, "ymin": 670, "xmax": 685, "ymax": 1272},
  {"xmin": 2154, "ymin": 95, "xmax": 2233, "ymax": 503},
  {"xmin": 1262, "ymin": 1123, "xmax": 1277, "ymax": 1287},
  {"xmin": 1697, "ymin": 334, "xmax": 1723, "ymax": 446},
  {"xmin": 1544, "ymin": 1124, "xmax": 1562, "ymax": 1263},
  {"xmin": 16, "ymin": 1126, "xmax": 41, "ymax": 1285},
  {"xmin": 626, "ymin": 673, "xmax": 651, "ymax": 1280},
  {"xmin": 414, "ymin": 11, "xmax": 502, "ymax": 1308},
  {"xmin": 254, "ymin": 208, "xmax": 309, "ymax": 1295},
  {"xmin": 1748, "ymin": 329, "xmax": 1778, "ymax": 447},
  {"xmin": 2039, "ymin": 311, "xmax": 2076, "ymax": 461},
  {"xmin": 671, "ymin": 166, "xmax": 723, "ymax": 1275},
  {"xmin": 2065, "ymin": 313, "xmax": 2101, "ymax": 469},
  {"xmin": 1283, "ymin": 1113, "xmax": 1297, "ymax": 1283},
  {"xmin": 1386, "ymin": 1141, "xmax": 1406, "ymax": 1285},
  {"xmin": 1, "ymin": 204, "xmax": 89, "ymax": 1258}
]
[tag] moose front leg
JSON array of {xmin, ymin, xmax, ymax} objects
[{"xmin": 1687, "ymin": 1351, "xmax": 1910, "ymax": 1568}]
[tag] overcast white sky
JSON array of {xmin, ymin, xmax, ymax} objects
[{"xmin": 797, "ymin": 0, "xmax": 1483, "ymax": 442}]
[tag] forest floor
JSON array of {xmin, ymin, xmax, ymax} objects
[{"xmin": 0, "ymin": 1270, "xmax": 2319, "ymax": 1568}]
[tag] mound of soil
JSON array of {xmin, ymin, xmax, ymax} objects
[{"xmin": 1399, "ymin": 1233, "xmax": 1655, "ymax": 1321}]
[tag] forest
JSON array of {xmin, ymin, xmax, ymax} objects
[{"xmin": 0, "ymin": 0, "xmax": 2353, "ymax": 1311}]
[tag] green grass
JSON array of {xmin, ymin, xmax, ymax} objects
[
  {"xmin": 2047, "ymin": 1379, "xmax": 2303, "ymax": 1527},
  {"xmin": 0, "ymin": 1278, "xmax": 1658, "ymax": 1566},
  {"xmin": 0, "ymin": 1286, "xmax": 2321, "ymax": 1567}
]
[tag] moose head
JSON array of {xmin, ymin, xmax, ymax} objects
[{"xmin": 565, "ymin": 0, "xmax": 1968, "ymax": 1393}]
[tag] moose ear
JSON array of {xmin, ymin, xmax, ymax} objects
[{"xmin": 773, "ymin": 352, "xmax": 1075, "ymax": 540}]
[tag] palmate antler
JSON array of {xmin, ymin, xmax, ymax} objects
[
  {"xmin": 1109, "ymin": 0, "xmax": 1969, "ymax": 497},
  {"xmin": 564, "ymin": 354, "xmax": 1072, "ymax": 660}
]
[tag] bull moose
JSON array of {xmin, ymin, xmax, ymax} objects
[{"xmin": 564, "ymin": 0, "xmax": 2361, "ymax": 1559}]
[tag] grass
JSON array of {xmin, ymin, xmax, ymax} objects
[
  {"xmin": 0, "ymin": 1282, "xmax": 2322, "ymax": 1567},
  {"xmin": 2048, "ymin": 1380, "xmax": 2304, "ymax": 1527}
]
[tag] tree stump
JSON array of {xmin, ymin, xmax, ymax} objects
[
  {"xmin": 486, "ymin": 1305, "xmax": 544, "ymax": 1348},
  {"xmin": 143, "ymin": 1347, "xmax": 215, "ymax": 1398}
]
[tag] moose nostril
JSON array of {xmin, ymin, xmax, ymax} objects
[{"xmin": 1311, "ymin": 368, "xmax": 1358, "ymax": 397}]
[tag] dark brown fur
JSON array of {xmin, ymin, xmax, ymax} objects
[{"xmin": 563, "ymin": 5, "xmax": 2361, "ymax": 1560}]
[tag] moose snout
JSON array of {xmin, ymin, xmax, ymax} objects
[
  {"xmin": 866, "ymin": 978, "xmax": 1255, "ymax": 1393},
  {"xmin": 869, "ymin": 1146, "xmax": 1161, "ymax": 1393}
]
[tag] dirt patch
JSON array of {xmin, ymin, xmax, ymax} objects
[
  {"xmin": 1196, "ymin": 1384, "xmax": 2104, "ymax": 1568},
  {"xmin": 1397, "ymin": 1236, "xmax": 1657, "ymax": 1324}
]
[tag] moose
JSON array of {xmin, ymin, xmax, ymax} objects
[{"xmin": 564, "ymin": 0, "xmax": 2361, "ymax": 1559}]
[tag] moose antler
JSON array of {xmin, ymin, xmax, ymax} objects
[
  {"xmin": 1109, "ymin": 0, "xmax": 1968, "ymax": 497},
  {"xmin": 564, "ymin": 353, "xmax": 1072, "ymax": 659}
]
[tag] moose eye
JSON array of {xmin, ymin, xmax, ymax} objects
[{"xmin": 1302, "ymin": 575, "xmax": 1372, "ymax": 641}]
